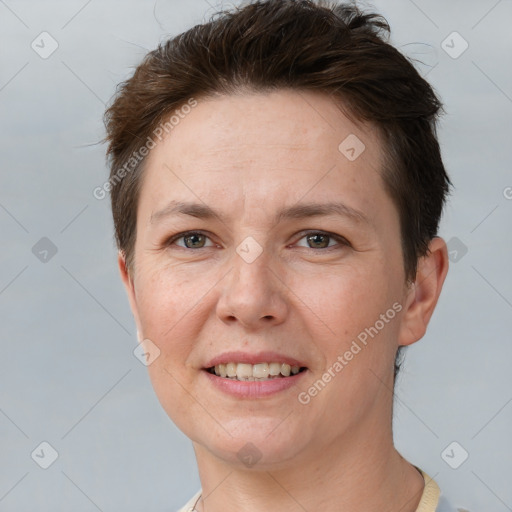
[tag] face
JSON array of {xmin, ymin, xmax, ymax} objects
[{"xmin": 120, "ymin": 90, "xmax": 426, "ymax": 469}]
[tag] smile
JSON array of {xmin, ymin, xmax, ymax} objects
[{"xmin": 207, "ymin": 362, "xmax": 307, "ymax": 381}]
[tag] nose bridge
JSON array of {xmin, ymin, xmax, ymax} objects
[
  {"xmin": 231, "ymin": 235, "xmax": 274, "ymax": 295},
  {"xmin": 216, "ymin": 234, "xmax": 288, "ymax": 326}
]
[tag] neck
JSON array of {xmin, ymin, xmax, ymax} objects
[{"xmin": 191, "ymin": 416, "xmax": 425, "ymax": 512}]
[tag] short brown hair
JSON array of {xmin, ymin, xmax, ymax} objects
[{"xmin": 104, "ymin": 0, "xmax": 451, "ymax": 377}]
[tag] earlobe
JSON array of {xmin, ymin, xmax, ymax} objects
[
  {"xmin": 118, "ymin": 251, "xmax": 143, "ymax": 337},
  {"xmin": 397, "ymin": 237, "xmax": 449, "ymax": 347},
  {"xmin": 118, "ymin": 250, "xmax": 133, "ymax": 293}
]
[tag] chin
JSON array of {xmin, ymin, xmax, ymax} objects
[{"xmin": 193, "ymin": 415, "xmax": 311, "ymax": 469}]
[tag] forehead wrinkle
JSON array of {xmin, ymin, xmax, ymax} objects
[{"xmin": 149, "ymin": 199, "xmax": 371, "ymax": 228}]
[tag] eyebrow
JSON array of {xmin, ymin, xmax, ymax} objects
[{"xmin": 150, "ymin": 199, "xmax": 370, "ymax": 226}]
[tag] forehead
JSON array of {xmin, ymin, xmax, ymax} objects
[
  {"xmin": 140, "ymin": 90, "xmax": 390, "ymax": 228},
  {"xmin": 155, "ymin": 90, "xmax": 382, "ymax": 167}
]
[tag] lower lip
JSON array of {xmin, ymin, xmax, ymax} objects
[{"xmin": 202, "ymin": 369, "xmax": 308, "ymax": 398}]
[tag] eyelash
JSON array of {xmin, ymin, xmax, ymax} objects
[{"xmin": 165, "ymin": 230, "xmax": 351, "ymax": 251}]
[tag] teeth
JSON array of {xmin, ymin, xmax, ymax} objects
[
  {"xmin": 236, "ymin": 363, "xmax": 253, "ymax": 379},
  {"xmin": 210, "ymin": 362, "xmax": 304, "ymax": 380},
  {"xmin": 269, "ymin": 362, "xmax": 281, "ymax": 376},
  {"xmin": 226, "ymin": 362, "xmax": 237, "ymax": 378},
  {"xmin": 253, "ymin": 363, "xmax": 270, "ymax": 379}
]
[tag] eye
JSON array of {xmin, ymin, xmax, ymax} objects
[
  {"xmin": 294, "ymin": 231, "xmax": 350, "ymax": 250},
  {"xmin": 167, "ymin": 231, "xmax": 215, "ymax": 249},
  {"xmin": 165, "ymin": 230, "xmax": 350, "ymax": 251}
]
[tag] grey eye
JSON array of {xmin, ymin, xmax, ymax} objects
[
  {"xmin": 171, "ymin": 232, "xmax": 215, "ymax": 249},
  {"xmin": 182, "ymin": 233, "xmax": 207, "ymax": 248},
  {"xmin": 305, "ymin": 233, "xmax": 331, "ymax": 248}
]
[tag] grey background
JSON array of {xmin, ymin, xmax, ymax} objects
[{"xmin": 0, "ymin": 0, "xmax": 511, "ymax": 510}]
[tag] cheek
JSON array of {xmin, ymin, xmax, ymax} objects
[
  {"xmin": 294, "ymin": 261, "xmax": 392, "ymax": 334},
  {"xmin": 136, "ymin": 268, "xmax": 204, "ymax": 423},
  {"xmin": 134, "ymin": 264, "xmax": 204, "ymax": 357},
  {"xmin": 291, "ymin": 258, "xmax": 402, "ymax": 385}
]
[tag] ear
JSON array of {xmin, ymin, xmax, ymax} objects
[
  {"xmin": 118, "ymin": 251, "xmax": 143, "ymax": 340},
  {"xmin": 397, "ymin": 237, "xmax": 449, "ymax": 347}
]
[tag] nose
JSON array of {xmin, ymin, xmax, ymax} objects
[{"xmin": 215, "ymin": 245, "xmax": 289, "ymax": 330}]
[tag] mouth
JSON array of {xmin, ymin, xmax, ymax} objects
[{"xmin": 205, "ymin": 362, "xmax": 308, "ymax": 381}]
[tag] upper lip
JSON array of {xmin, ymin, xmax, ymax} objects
[{"xmin": 204, "ymin": 351, "xmax": 307, "ymax": 369}]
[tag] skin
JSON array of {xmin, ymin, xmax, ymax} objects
[{"xmin": 118, "ymin": 90, "xmax": 449, "ymax": 512}]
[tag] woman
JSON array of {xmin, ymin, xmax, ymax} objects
[{"xmin": 103, "ymin": 1, "xmax": 452, "ymax": 510}]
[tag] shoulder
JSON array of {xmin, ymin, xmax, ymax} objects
[
  {"xmin": 417, "ymin": 469, "xmax": 468, "ymax": 512},
  {"xmin": 436, "ymin": 494, "xmax": 469, "ymax": 512},
  {"xmin": 416, "ymin": 468, "xmax": 462, "ymax": 512},
  {"xmin": 175, "ymin": 489, "xmax": 202, "ymax": 512}
]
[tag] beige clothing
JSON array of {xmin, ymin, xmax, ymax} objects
[{"xmin": 176, "ymin": 469, "xmax": 442, "ymax": 512}]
